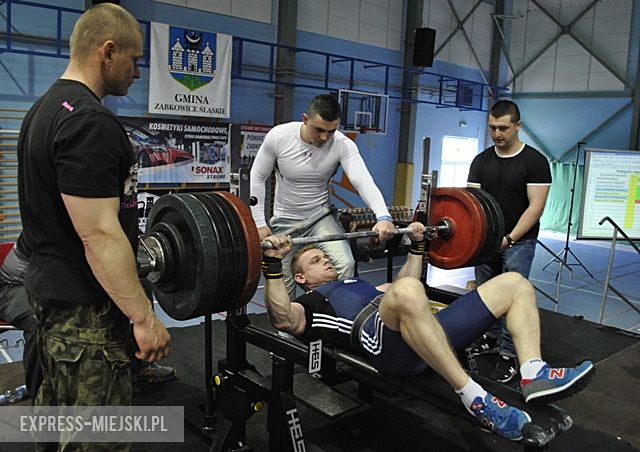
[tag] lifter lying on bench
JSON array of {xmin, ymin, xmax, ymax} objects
[{"xmin": 261, "ymin": 222, "xmax": 594, "ymax": 442}]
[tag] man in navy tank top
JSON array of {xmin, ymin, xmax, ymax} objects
[{"xmin": 261, "ymin": 223, "xmax": 593, "ymax": 442}]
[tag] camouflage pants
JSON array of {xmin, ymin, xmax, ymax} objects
[{"xmin": 31, "ymin": 298, "xmax": 133, "ymax": 452}]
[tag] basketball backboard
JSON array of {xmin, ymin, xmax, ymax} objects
[{"xmin": 338, "ymin": 89, "xmax": 388, "ymax": 135}]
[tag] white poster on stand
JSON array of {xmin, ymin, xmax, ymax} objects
[
  {"xmin": 240, "ymin": 124, "xmax": 271, "ymax": 167},
  {"xmin": 579, "ymin": 148, "xmax": 640, "ymax": 240},
  {"xmin": 137, "ymin": 192, "xmax": 160, "ymax": 233},
  {"xmin": 148, "ymin": 22, "xmax": 231, "ymax": 118}
]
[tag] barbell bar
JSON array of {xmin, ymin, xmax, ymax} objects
[
  {"xmin": 138, "ymin": 226, "xmax": 445, "ymax": 276},
  {"xmin": 260, "ymin": 225, "xmax": 449, "ymax": 250}
]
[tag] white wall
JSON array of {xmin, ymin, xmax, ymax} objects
[
  {"xmin": 155, "ymin": 0, "xmax": 273, "ymax": 24},
  {"xmin": 297, "ymin": 0, "xmax": 404, "ymax": 51},
  {"xmin": 508, "ymin": 0, "xmax": 632, "ymax": 92},
  {"xmin": 422, "ymin": 0, "xmax": 494, "ymax": 72},
  {"xmin": 156, "ymin": 0, "xmax": 405, "ymax": 50}
]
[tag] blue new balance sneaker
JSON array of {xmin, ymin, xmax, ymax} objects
[
  {"xmin": 521, "ymin": 360, "xmax": 594, "ymax": 404},
  {"xmin": 470, "ymin": 393, "xmax": 531, "ymax": 441}
]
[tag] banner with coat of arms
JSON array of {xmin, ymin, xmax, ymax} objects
[{"xmin": 148, "ymin": 23, "xmax": 232, "ymax": 118}]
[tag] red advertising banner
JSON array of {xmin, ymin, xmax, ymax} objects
[{"xmin": 121, "ymin": 117, "xmax": 231, "ymax": 184}]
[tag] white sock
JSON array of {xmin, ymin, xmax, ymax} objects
[
  {"xmin": 520, "ymin": 358, "xmax": 545, "ymax": 380},
  {"xmin": 456, "ymin": 378, "xmax": 487, "ymax": 414}
]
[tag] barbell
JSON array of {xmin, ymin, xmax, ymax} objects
[
  {"xmin": 137, "ymin": 188, "xmax": 504, "ymax": 320},
  {"xmin": 260, "ymin": 226, "xmax": 448, "ymax": 249}
]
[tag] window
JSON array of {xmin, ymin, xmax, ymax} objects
[{"xmin": 440, "ymin": 136, "xmax": 478, "ymax": 187}]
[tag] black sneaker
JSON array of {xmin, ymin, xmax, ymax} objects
[
  {"xmin": 491, "ymin": 355, "xmax": 519, "ymax": 383},
  {"xmin": 470, "ymin": 334, "xmax": 500, "ymax": 356},
  {"xmin": 135, "ymin": 363, "xmax": 177, "ymax": 383}
]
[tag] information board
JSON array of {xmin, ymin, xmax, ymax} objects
[{"xmin": 578, "ymin": 148, "xmax": 640, "ymax": 240}]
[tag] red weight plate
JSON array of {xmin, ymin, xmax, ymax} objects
[
  {"xmin": 214, "ymin": 192, "xmax": 261, "ymax": 307},
  {"xmin": 428, "ymin": 187, "xmax": 487, "ymax": 269}
]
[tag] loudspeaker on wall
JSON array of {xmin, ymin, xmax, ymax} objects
[{"xmin": 413, "ymin": 27, "xmax": 436, "ymax": 67}]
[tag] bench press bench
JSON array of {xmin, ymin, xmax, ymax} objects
[
  {"xmin": 210, "ymin": 285, "xmax": 572, "ymax": 452},
  {"xmin": 131, "ymin": 190, "xmax": 576, "ymax": 451}
]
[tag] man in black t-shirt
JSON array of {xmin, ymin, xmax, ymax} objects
[
  {"xmin": 261, "ymin": 229, "xmax": 593, "ymax": 442},
  {"xmin": 467, "ymin": 100, "xmax": 552, "ymax": 383},
  {"xmin": 0, "ymin": 233, "xmax": 176, "ymax": 406},
  {"xmin": 17, "ymin": 3, "xmax": 170, "ymax": 432}
]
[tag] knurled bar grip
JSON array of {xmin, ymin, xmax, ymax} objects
[{"xmin": 260, "ymin": 226, "xmax": 446, "ymax": 249}]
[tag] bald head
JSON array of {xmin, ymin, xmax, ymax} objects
[{"xmin": 69, "ymin": 3, "xmax": 142, "ymax": 62}]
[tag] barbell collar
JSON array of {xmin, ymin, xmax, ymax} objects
[
  {"xmin": 137, "ymin": 234, "xmax": 169, "ymax": 283},
  {"xmin": 435, "ymin": 219, "xmax": 453, "ymax": 240},
  {"xmin": 145, "ymin": 235, "xmax": 167, "ymax": 284},
  {"xmin": 260, "ymin": 226, "xmax": 447, "ymax": 250},
  {"xmin": 137, "ymin": 235, "xmax": 157, "ymax": 278}
]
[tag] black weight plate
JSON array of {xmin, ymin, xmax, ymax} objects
[
  {"xmin": 215, "ymin": 192, "xmax": 261, "ymax": 306},
  {"xmin": 201, "ymin": 192, "xmax": 247, "ymax": 311},
  {"xmin": 192, "ymin": 192, "xmax": 237, "ymax": 314},
  {"xmin": 146, "ymin": 193, "xmax": 218, "ymax": 320},
  {"xmin": 465, "ymin": 187, "xmax": 498, "ymax": 267},
  {"xmin": 476, "ymin": 188, "xmax": 504, "ymax": 262},
  {"xmin": 482, "ymin": 189, "xmax": 505, "ymax": 256},
  {"xmin": 467, "ymin": 187, "xmax": 504, "ymax": 264}
]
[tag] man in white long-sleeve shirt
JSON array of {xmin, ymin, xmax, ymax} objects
[{"xmin": 250, "ymin": 94, "xmax": 395, "ymax": 296}]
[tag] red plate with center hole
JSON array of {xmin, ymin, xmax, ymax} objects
[{"xmin": 428, "ymin": 187, "xmax": 487, "ymax": 269}]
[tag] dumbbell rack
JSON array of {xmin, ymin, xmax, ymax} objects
[{"xmin": 343, "ymin": 205, "xmax": 415, "ymax": 230}]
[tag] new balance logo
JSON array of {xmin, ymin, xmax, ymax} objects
[
  {"xmin": 549, "ymin": 368, "xmax": 565, "ymax": 379},
  {"xmin": 491, "ymin": 396, "xmax": 506, "ymax": 408}
]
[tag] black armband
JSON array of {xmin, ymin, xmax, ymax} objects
[
  {"xmin": 409, "ymin": 239, "xmax": 426, "ymax": 256},
  {"xmin": 261, "ymin": 255, "xmax": 283, "ymax": 279}
]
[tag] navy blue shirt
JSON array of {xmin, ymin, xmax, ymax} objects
[{"xmin": 296, "ymin": 278, "xmax": 383, "ymax": 350}]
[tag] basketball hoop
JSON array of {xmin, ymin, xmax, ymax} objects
[{"xmin": 338, "ymin": 89, "xmax": 389, "ymax": 135}]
